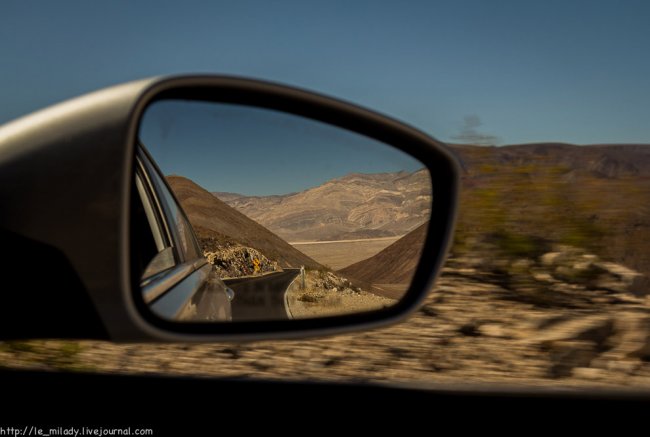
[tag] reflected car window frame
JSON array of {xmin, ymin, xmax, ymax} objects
[
  {"xmin": 134, "ymin": 151, "xmax": 179, "ymax": 279},
  {"xmin": 135, "ymin": 166, "xmax": 168, "ymax": 254},
  {"xmin": 137, "ymin": 144, "xmax": 203, "ymax": 264}
]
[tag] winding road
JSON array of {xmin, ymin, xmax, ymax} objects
[{"xmin": 224, "ymin": 269, "xmax": 300, "ymax": 321}]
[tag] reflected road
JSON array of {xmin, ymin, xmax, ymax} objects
[{"xmin": 224, "ymin": 269, "xmax": 300, "ymax": 321}]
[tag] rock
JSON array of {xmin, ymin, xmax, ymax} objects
[
  {"xmin": 572, "ymin": 261, "xmax": 595, "ymax": 272},
  {"xmin": 546, "ymin": 340, "xmax": 598, "ymax": 378},
  {"xmin": 534, "ymin": 315, "xmax": 614, "ymax": 346},
  {"xmin": 419, "ymin": 306, "xmax": 438, "ymax": 317},
  {"xmin": 580, "ymin": 254, "xmax": 599, "ymax": 263},
  {"xmin": 204, "ymin": 244, "xmax": 280, "ymax": 278},
  {"xmin": 458, "ymin": 322, "xmax": 481, "ymax": 337},
  {"xmin": 572, "ymin": 367, "xmax": 608, "ymax": 380},
  {"xmin": 540, "ymin": 252, "xmax": 562, "ymax": 267},
  {"xmin": 553, "ymin": 266, "xmax": 577, "ymax": 282},
  {"xmin": 479, "ymin": 323, "xmax": 508, "ymax": 338},
  {"xmin": 442, "ymin": 266, "xmax": 479, "ymax": 277},
  {"xmin": 630, "ymin": 275, "xmax": 650, "ymax": 296},
  {"xmin": 292, "ymin": 348, "xmax": 312, "ymax": 359},
  {"xmin": 310, "ymin": 270, "xmax": 362, "ymax": 294},
  {"xmin": 605, "ymin": 358, "xmax": 641, "ymax": 374},
  {"xmin": 532, "ymin": 272, "xmax": 556, "ymax": 283},
  {"xmin": 553, "ymin": 244, "xmax": 584, "ymax": 255},
  {"xmin": 610, "ymin": 294, "xmax": 644, "ymax": 304},
  {"xmin": 511, "ymin": 259, "xmax": 533, "ymax": 271},
  {"xmin": 592, "ymin": 262, "xmax": 641, "ymax": 292},
  {"xmin": 528, "ymin": 314, "xmax": 574, "ymax": 331},
  {"xmin": 606, "ymin": 313, "xmax": 650, "ymax": 360},
  {"xmin": 462, "ymin": 257, "xmax": 487, "ymax": 268},
  {"xmin": 491, "ymin": 258, "xmax": 511, "ymax": 272},
  {"xmin": 553, "ymin": 264, "xmax": 600, "ymax": 284},
  {"xmin": 541, "ymin": 246, "xmax": 584, "ymax": 267}
]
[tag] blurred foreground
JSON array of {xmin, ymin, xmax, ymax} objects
[{"xmin": 3, "ymin": 244, "xmax": 650, "ymax": 388}]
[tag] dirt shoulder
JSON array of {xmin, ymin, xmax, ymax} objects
[{"xmin": 285, "ymin": 270, "xmax": 395, "ymax": 319}]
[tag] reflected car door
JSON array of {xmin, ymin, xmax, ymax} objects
[{"xmin": 136, "ymin": 146, "xmax": 233, "ymax": 322}]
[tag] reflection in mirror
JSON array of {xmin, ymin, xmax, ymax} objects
[{"xmin": 137, "ymin": 101, "xmax": 432, "ymax": 323}]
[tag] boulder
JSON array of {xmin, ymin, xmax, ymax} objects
[
  {"xmin": 606, "ymin": 313, "xmax": 650, "ymax": 360},
  {"xmin": 533, "ymin": 315, "xmax": 614, "ymax": 346},
  {"xmin": 204, "ymin": 244, "xmax": 280, "ymax": 278},
  {"xmin": 546, "ymin": 340, "xmax": 599, "ymax": 378},
  {"xmin": 540, "ymin": 252, "xmax": 562, "ymax": 267},
  {"xmin": 591, "ymin": 262, "xmax": 641, "ymax": 293}
]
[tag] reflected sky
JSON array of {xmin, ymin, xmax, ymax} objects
[{"xmin": 140, "ymin": 101, "xmax": 424, "ymax": 195}]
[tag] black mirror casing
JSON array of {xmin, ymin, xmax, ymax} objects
[{"xmin": 0, "ymin": 76, "xmax": 459, "ymax": 341}]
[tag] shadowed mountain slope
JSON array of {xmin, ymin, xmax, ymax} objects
[
  {"xmin": 340, "ymin": 222, "xmax": 428, "ymax": 284},
  {"xmin": 167, "ymin": 175, "xmax": 321, "ymax": 269}
]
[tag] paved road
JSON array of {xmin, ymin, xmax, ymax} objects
[{"xmin": 224, "ymin": 269, "xmax": 300, "ymax": 322}]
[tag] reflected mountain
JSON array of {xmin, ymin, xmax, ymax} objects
[{"xmin": 214, "ymin": 169, "xmax": 432, "ymax": 242}]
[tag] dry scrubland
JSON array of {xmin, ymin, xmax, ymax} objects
[
  {"xmin": 218, "ymin": 170, "xmax": 431, "ymax": 242},
  {"xmin": 4, "ymin": 247, "xmax": 650, "ymax": 388},
  {"xmin": 285, "ymin": 269, "xmax": 395, "ymax": 318}
]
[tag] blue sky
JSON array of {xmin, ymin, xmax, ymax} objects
[
  {"xmin": 1, "ymin": 0, "xmax": 648, "ymax": 147},
  {"xmin": 140, "ymin": 100, "xmax": 424, "ymax": 195}
]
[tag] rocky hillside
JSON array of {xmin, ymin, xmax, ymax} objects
[
  {"xmin": 286, "ymin": 269, "xmax": 393, "ymax": 319},
  {"xmin": 167, "ymin": 176, "xmax": 321, "ymax": 269},
  {"xmin": 204, "ymin": 244, "xmax": 280, "ymax": 279},
  {"xmin": 214, "ymin": 169, "xmax": 431, "ymax": 242}
]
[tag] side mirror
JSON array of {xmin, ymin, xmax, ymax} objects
[{"xmin": 0, "ymin": 76, "xmax": 459, "ymax": 341}]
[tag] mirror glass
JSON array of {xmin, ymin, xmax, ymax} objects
[{"xmin": 135, "ymin": 100, "xmax": 432, "ymax": 323}]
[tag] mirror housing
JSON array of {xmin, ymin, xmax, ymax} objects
[{"xmin": 0, "ymin": 75, "xmax": 459, "ymax": 341}]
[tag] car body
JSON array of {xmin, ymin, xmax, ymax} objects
[{"xmin": 0, "ymin": 75, "xmax": 458, "ymax": 342}]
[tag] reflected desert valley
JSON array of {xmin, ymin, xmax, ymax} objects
[
  {"xmin": 137, "ymin": 100, "xmax": 434, "ymax": 321},
  {"xmin": 166, "ymin": 167, "xmax": 432, "ymax": 320}
]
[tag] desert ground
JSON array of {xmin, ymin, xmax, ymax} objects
[
  {"xmin": 290, "ymin": 236, "xmax": 401, "ymax": 270},
  {"xmin": 4, "ymin": 248, "xmax": 650, "ymax": 389},
  {"xmin": 285, "ymin": 269, "xmax": 395, "ymax": 318}
]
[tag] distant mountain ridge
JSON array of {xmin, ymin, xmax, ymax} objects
[
  {"xmin": 449, "ymin": 143, "xmax": 650, "ymax": 179},
  {"xmin": 214, "ymin": 169, "xmax": 432, "ymax": 242},
  {"xmin": 167, "ymin": 175, "xmax": 321, "ymax": 269}
]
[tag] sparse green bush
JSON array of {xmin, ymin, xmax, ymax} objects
[
  {"xmin": 489, "ymin": 231, "xmax": 549, "ymax": 259},
  {"xmin": 0, "ymin": 341, "xmax": 91, "ymax": 372},
  {"xmin": 0, "ymin": 341, "xmax": 36, "ymax": 353},
  {"xmin": 558, "ymin": 221, "xmax": 605, "ymax": 252},
  {"xmin": 298, "ymin": 293, "xmax": 320, "ymax": 303}
]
